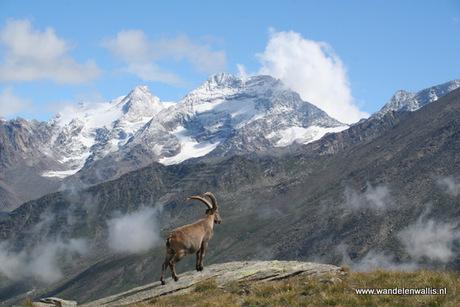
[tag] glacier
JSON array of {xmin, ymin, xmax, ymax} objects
[
  {"xmin": 35, "ymin": 74, "xmax": 460, "ymax": 180},
  {"xmin": 3, "ymin": 73, "xmax": 348, "ymax": 179}
]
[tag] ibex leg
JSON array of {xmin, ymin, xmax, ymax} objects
[
  {"xmin": 160, "ymin": 249, "xmax": 174, "ymax": 285},
  {"xmin": 196, "ymin": 251, "xmax": 202, "ymax": 271},
  {"xmin": 197, "ymin": 242, "xmax": 208, "ymax": 271},
  {"xmin": 170, "ymin": 250, "xmax": 186, "ymax": 282}
]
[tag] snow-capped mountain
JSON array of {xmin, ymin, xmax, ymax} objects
[
  {"xmin": 155, "ymin": 73, "xmax": 347, "ymax": 163},
  {"xmin": 1, "ymin": 74, "xmax": 459, "ymax": 211},
  {"xmin": 34, "ymin": 73, "xmax": 346, "ymax": 181},
  {"xmin": 41, "ymin": 85, "xmax": 173, "ymax": 178},
  {"xmin": 370, "ymin": 79, "xmax": 460, "ymax": 120}
]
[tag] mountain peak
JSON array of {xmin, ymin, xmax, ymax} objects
[
  {"xmin": 121, "ymin": 85, "xmax": 163, "ymax": 119},
  {"xmin": 124, "ymin": 85, "xmax": 159, "ymax": 104},
  {"xmin": 128, "ymin": 85, "xmax": 152, "ymax": 97},
  {"xmin": 203, "ymin": 72, "xmax": 243, "ymax": 89},
  {"xmin": 370, "ymin": 78, "xmax": 460, "ymax": 120},
  {"xmin": 203, "ymin": 73, "xmax": 279, "ymax": 89}
]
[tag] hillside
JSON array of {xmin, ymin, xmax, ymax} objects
[
  {"xmin": 81, "ymin": 261, "xmax": 343, "ymax": 306},
  {"xmin": 1, "ymin": 77, "xmax": 458, "ymax": 212},
  {"xmin": 0, "ymin": 88, "xmax": 459, "ymax": 304},
  {"xmin": 23, "ymin": 262, "xmax": 460, "ymax": 307},
  {"xmin": 0, "ymin": 74, "xmax": 346, "ymax": 211},
  {"xmin": 95, "ymin": 266, "xmax": 459, "ymax": 307}
]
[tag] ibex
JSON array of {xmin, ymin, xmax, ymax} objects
[{"xmin": 160, "ymin": 192, "xmax": 222, "ymax": 285}]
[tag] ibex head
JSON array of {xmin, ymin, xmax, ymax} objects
[{"xmin": 187, "ymin": 192, "xmax": 222, "ymax": 224}]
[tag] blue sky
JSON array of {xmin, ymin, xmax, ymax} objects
[{"xmin": 0, "ymin": 0, "xmax": 459, "ymax": 123}]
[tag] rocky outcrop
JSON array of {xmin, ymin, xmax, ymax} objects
[
  {"xmin": 35, "ymin": 297, "xmax": 77, "ymax": 307},
  {"xmin": 81, "ymin": 261, "xmax": 344, "ymax": 307}
]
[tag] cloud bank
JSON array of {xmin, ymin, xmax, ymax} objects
[
  {"xmin": 398, "ymin": 206, "xmax": 460, "ymax": 263},
  {"xmin": 342, "ymin": 183, "xmax": 394, "ymax": 211},
  {"xmin": 0, "ymin": 206, "xmax": 91, "ymax": 284},
  {"xmin": 0, "ymin": 238, "xmax": 89, "ymax": 284},
  {"xmin": 437, "ymin": 176, "xmax": 460, "ymax": 197},
  {"xmin": 107, "ymin": 205, "xmax": 163, "ymax": 253},
  {"xmin": 0, "ymin": 86, "xmax": 32, "ymax": 117},
  {"xmin": 101, "ymin": 30, "xmax": 227, "ymax": 85},
  {"xmin": 0, "ymin": 19, "xmax": 102, "ymax": 84},
  {"xmin": 256, "ymin": 29, "xmax": 369, "ymax": 124},
  {"xmin": 338, "ymin": 183, "xmax": 460, "ymax": 271}
]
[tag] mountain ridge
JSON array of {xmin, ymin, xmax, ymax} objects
[
  {"xmin": 370, "ymin": 78, "xmax": 460, "ymax": 120},
  {"xmin": 0, "ymin": 73, "xmax": 346, "ymax": 210},
  {"xmin": 0, "ymin": 87, "xmax": 459, "ymax": 304},
  {"xmin": 0, "ymin": 76, "xmax": 458, "ymax": 212}
]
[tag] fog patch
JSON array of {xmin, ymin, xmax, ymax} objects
[
  {"xmin": 0, "ymin": 237, "xmax": 90, "ymax": 284},
  {"xmin": 437, "ymin": 176, "xmax": 460, "ymax": 197},
  {"xmin": 338, "ymin": 243, "xmax": 417, "ymax": 272},
  {"xmin": 107, "ymin": 204, "xmax": 163, "ymax": 253},
  {"xmin": 257, "ymin": 202, "xmax": 282, "ymax": 220},
  {"xmin": 342, "ymin": 183, "xmax": 394, "ymax": 211},
  {"xmin": 398, "ymin": 206, "xmax": 460, "ymax": 263},
  {"xmin": 338, "ymin": 204, "xmax": 460, "ymax": 271},
  {"xmin": 0, "ymin": 189, "xmax": 95, "ymax": 284}
]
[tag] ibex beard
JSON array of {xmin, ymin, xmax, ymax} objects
[{"xmin": 160, "ymin": 192, "xmax": 222, "ymax": 285}]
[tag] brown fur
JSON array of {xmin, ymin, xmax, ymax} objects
[{"xmin": 160, "ymin": 192, "xmax": 222, "ymax": 285}]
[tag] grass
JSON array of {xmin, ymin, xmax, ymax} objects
[
  {"xmin": 21, "ymin": 298, "xmax": 36, "ymax": 307},
  {"xmin": 134, "ymin": 268, "xmax": 459, "ymax": 306}
]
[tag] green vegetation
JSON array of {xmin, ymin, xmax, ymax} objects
[
  {"xmin": 136, "ymin": 269, "xmax": 459, "ymax": 306},
  {"xmin": 21, "ymin": 298, "xmax": 36, "ymax": 307}
]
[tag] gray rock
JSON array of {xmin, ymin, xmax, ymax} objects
[
  {"xmin": 82, "ymin": 260, "xmax": 344, "ymax": 307},
  {"xmin": 37, "ymin": 297, "xmax": 77, "ymax": 307}
]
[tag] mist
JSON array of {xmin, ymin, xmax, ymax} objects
[
  {"xmin": 0, "ymin": 237, "xmax": 90, "ymax": 284},
  {"xmin": 341, "ymin": 183, "xmax": 394, "ymax": 211},
  {"xmin": 339, "ymin": 202, "xmax": 460, "ymax": 271},
  {"xmin": 107, "ymin": 204, "xmax": 163, "ymax": 253},
  {"xmin": 398, "ymin": 205, "xmax": 460, "ymax": 263},
  {"xmin": 0, "ymin": 187, "xmax": 97, "ymax": 284},
  {"xmin": 338, "ymin": 243, "xmax": 417, "ymax": 272},
  {"xmin": 437, "ymin": 176, "xmax": 460, "ymax": 197}
]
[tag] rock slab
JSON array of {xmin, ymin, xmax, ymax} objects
[{"xmin": 81, "ymin": 261, "xmax": 344, "ymax": 307}]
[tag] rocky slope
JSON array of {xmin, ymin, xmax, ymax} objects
[
  {"xmin": 81, "ymin": 261, "xmax": 344, "ymax": 307},
  {"xmin": 1, "ymin": 76, "xmax": 459, "ymax": 211},
  {"xmin": 0, "ymin": 73, "xmax": 347, "ymax": 211},
  {"xmin": 370, "ymin": 78, "xmax": 460, "ymax": 120},
  {"xmin": 0, "ymin": 87, "xmax": 458, "ymax": 305}
]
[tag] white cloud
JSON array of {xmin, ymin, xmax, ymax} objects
[
  {"xmin": 342, "ymin": 183, "xmax": 393, "ymax": 211},
  {"xmin": 0, "ymin": 19, "xmax": 102, "ymax": 84},
  {"xmin": 398, "ymin": 212, "xmax": 460, "ymax": 263},
  {"xmin": 236, "ymin": 64, "xmax": 249, "ymax": 79},
  {"xmin": 0, "ymin": 238, "xmax": 90, "ymax": 284},
  {"xmin": 438, "ymin": 176, "xmax": 460, "ymax": 197},
  {"xmin": 122, "ymin": 62, "xmax": 182, "ymax": 85},
  {"xmin": 101, "ymin": 30, "xmax": 226, "ymax": 85},
  {"xmin": 257, "ymin": 29, "xmax": 369, "ymax": 124},
  {"xmin": 107, "ymin": 205, "xmax": 163, "ymax": 253},
  {"xmin": 339, "ymin": 244, "xmax": 417, "ymax": 272},
  {"xmin": 0, "ymin": 86, "xmax": 32, "ymax": 117},
  {"xmin": 100, "ymin": 29, "xmax": 151, "ymax": 63}
]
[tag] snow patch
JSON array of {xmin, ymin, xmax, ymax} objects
[
  {"xmin": 41, "ymin": 169, "xmax": 80, "ymax": 179},
  {"xmin": 159, "ymin": 126, "xmax": 220, "ymax": 165},
  {"xmin": 267, "ymin": 125, "xmax": 348, "ymax": 147}
]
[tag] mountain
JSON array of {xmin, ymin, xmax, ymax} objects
[
  {"xmin": 0, "ymin": 76, "xmax": 458, "ymax": 212},
  {"xmin": 0, "ymin": 73, "xmax": 346, "ymax": 211},
  {"xmin": 49, "ymin": 73, "xmax": 346, "ymax": 173},
  {"xmin": 370, "ymin": 78, "xmax": 460, "ymax": 120},
  {"xmin": 0, "ymin": 86, "xmax": 459, "ymax": 305}
]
